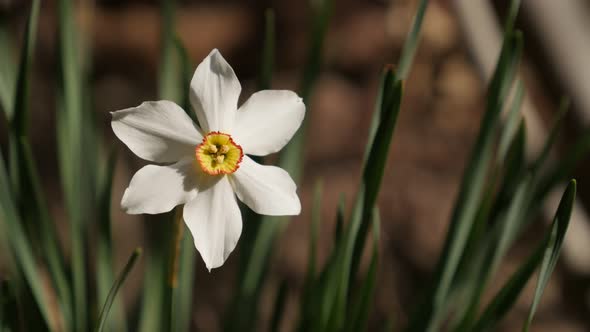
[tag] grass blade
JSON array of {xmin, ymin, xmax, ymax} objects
[
  {"xmin": 96, "ymin": 151, "xmax": 126, "ymax": 332},
  {"xmin": 12, "ymin": 0, "xmax": 39, "ymax": 136},
  {"xmin": 530, "ymin": 97, "xmax": 569, "ymax": 175},
  {"xmin": 172, "ymin": 229, "xmax": 196, "ymax": 332},
  {"xmin": 258, "ymin": 9, "xmax": 275, "ymax": 91},
  {"xmin": 334, "ymin": 71, "xmax": 402, "ymax": 331},
  {"xmin": 16, "ymin": 139, "xmax": 72, "ymax": 329},
  {"xmin": 0, "ymin": 19, "xmax": 15, "ymax": 118},
  {"xmin": 404, "ymin": 29, "xmax": 522, "ymax": 332},
  {"xmin": 472, "ymin": 180, "xmax": 574, "ymax": 332},
  {"xmin": 365, "ymin": 0, "xmax": 428, "ymax": 163},
  {"xmin": 0, "ymin": 151, "xmax": 54, "ymax": 330},
  {"xmin": 394, "ymin": 0, "xmax": 429, "ymax": 81},
  {"xmin": 346, "ymin": 208, "xmax": 380, "ymax": 332},
  {"xmin": 497, "ymin": 80, "xmax": 525, "ymax": 163},
  {"xmin": 523, "ymin": 180, "xmax": 575, "ymax": 331},
  {"xmin": 349, "ymin": 69, "xmax": 401, "ymax": 282},
  {"xmin": 470, "ymin": 242, "xmax": 544, "ymax": 332},
  {"xmin": 270, "ymin": 280, "xmax": 289, "ymax": 332},
  {"xmin": 96, "ymin": 248, "xmax": 142, "ymax": 332},
  {"xmin": 57, "ymin": 0, "xmax": 91, "ymax": 328},
  {"xmin": 226, "ymin": 3, "xmax": 330, "ymax": 329}
]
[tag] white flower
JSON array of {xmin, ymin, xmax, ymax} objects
[{"xmin": 111, "ymin": 49, "xmax": 304, "ymax": 270}]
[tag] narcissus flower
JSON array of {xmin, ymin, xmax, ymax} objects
[{"xmin": 111, "ymin": 49, "xmax": 304, "ymax": 270}]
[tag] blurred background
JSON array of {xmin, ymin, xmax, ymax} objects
[{"xmin": 1, "ymin": 0, "xmax": 590, "ymax": 331}]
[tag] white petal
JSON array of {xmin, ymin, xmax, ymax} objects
[
  {"xmin": 112, "ymin": 101, "xmax": 202, "ymax": 163},
  {"xmin": 121, "ymin": 157, "xmax": 199, "ymax": 214},
  {"xmin": 230, "ymin": 156, "xmax": 301, "ymax": 216},
  {"xmin": 190, "ymin": 49, "xmax": 241, "ymax": 133},
  {"xmin": 232, "ymin": 90, "xmax": 305, "ymax": 156},
  {"xmin": 183, "ymin": 176, "xmax": 242, "ymax": 271}
]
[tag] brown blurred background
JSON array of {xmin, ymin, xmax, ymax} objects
[{"xmin": 2, "ymin": 0, "xmax": 590, "ymax": 331}]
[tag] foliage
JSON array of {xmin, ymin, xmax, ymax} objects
[{"xmin": 0, "ymin": 0, "xmax": 581, "ymax": 331}]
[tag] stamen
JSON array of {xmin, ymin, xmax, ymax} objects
[{"xmin": 195, "ymin": 132, "xmax": 244, "ymax": 175}]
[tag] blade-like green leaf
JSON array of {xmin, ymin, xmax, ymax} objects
[
  {"xmin": 472, "ymin": 180, "xmax": 574, "ymax": 332},
  {"xmin": 299, "ymin": 180, "xmax": 323, "ymax": 325},
  {"xmin": 227, "ymin": 2, "xmax": 331, "ymax": 330},
  {"xmin": 334, "ymin": 194, "xmax": 346, "ymax": 244},
  {"xmin": 535, "ymin": 127, "xmax": 590, "ymax": 203},
  {"xmin": 96, "ymin": 248, "xmax": 142, "ymax": 332},
  {"xmin": 270, "ymin": 280, "xmax": 289, "ymax": 332},
  {"xmin": 258, "ymin": 9, "xmax": 275, "ymax": 91},
  {"xmin": 57, "ymin": 0, "xmax": 90, "ymax": 328},
  {"xmin": 523, "ymin": 180, "xmax": 575, "ymax": 331},
  {"xmin": 334, "ymin": 71, "xmax": 402, "ymax": 331},
  {"xmin": 394, "ymin": 0, "xmax": 429, "ymax": 81},
  {"xmin": 497, "ymin": 80, "xmax": 525, "ymax": 163},
  {"xmin": 158, "ymin": 0, "xmax": 181, "ymax": 102},
  {"xmin": 470, "ymin": 242, "xmax": 543, "ymax": 332},
  {"xmin": 348, "ymin": 73, "xmax": 402, "ymax": 284},
  {"xmin": 17, "ymin": 138, "xmax": 72, "ymax": 329},
  {"xmin": 365, "ymin": 0, "xmax": 428, "ymax": 164},
  {"xmin": 0, "ymin": 151, "xmax": 53, "ymax": 330},
  {"xmin": 0, "ymin": 20, "xmax": 15, "ymax": 118},
  {"xmin": 346, "ymin": 208, "xmax": 380, "ymax": 332},
  {"xmin": 96, "ymin": 151, "xmax": 126, "ymax": 332},
  {"xmin": 12, "ymin": 0, "xmax": 39, "ymax": 136},
  {"xmin": 172, "ymin": 228, "xmax": 196, "ymax": 332},
  {"xmin": 404, "ymin": 30, "xmax": 522, "ymax": 332},
  {"xmin": 530, "ymin": 97, "xmax": 569, "ymax": 175}
]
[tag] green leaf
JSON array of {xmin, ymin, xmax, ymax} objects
[
  {"xmin": 334, "ymin": 194, "xmax": 346, "ymax": 244},
  {"xmin": 96, "ymin": 248, "xmax": 142, "ymax": 332},
  {"xmin": 404, "ymin": 30, "xmax": 522, "ymax": 332},
  {"xmin": 171, "ymin": 228, "xmax": 196, "ymax": 332},
  {"xmin": 365, "ymin": 0, "xmax": 428, "ymax": 164},
  {"xmin": 57, "ymin": 0, "xmax": 91, "ymax": 328},
  {"xmin": 258, "ymin": 9, "xmax": 275, "ymax": 91},
  {"xmin": 523, "ymin": 180, "xmax": 575, "ymax": 331},
  {"xmin": 530, "ymin": 97, "xmax": 569, "ymax": 175},
  {"xmin": 346, "ymin": 208, "xmax": 380, "ymax": 332},
  {"xmin": 96, "ymin": 151, "xmax": 126, "ymax": 332},
  {"xmin": 535, "ymin": 126, "xmax": 590, "ymax": 203},
  {"xmin": 227, "ymin": 2, "xmax": 331, "ymax": 329},
  {"xmin": 12, "ymin": 0, "xmax": 39, "ymax": 136},
  {"xmin": 0, "ymin": 150, "xmax": 53, "ymax": 330},
  {"xmin": 300, "ymin": 180, "xmax": 323, "ymax": 325},
  {"xmin": 470, "ymin": 241, "xmax": 543, "ymax": 332},
  {"xmin": 497, "ymin": 80, "xmax": 525, "ymax": 163},
  {"xmin": 158, "ymin": 0, "xmax": 181, "ymax": 102},
  {"xmin": 471, "ymin": 180, "xmax": 574, "ymax": 332},
  {"xmin": 452, "ymin": 173, "xmax": 532, "ymax": 331},
  {"xmin": 16, "ymin": 138, "xmax": 72, "ymax": 329},
  {"xmin": 394, "ymin": 0, "xmax": 429, "ymax": 81},
  {"xmin": 502, "ymin": 0, "xmax": 522, "ymax": 33},
  {"xmin": 138, "ymin": 225, "xmax": 169, "ymax": 332},
  {"xmin": 349, "ymin": 70, "xmax": 402, "ymax": 291},
  {"xmin": 270, "ymin": 280, "xmax": 289, "ymax": 332},
  {"xmin": 0, "ymin": 20, "xmax": 15, "ymax": 118},
  {"xmin": 335, "ymin": 70, "xmax": 402, "ymax": 331}
]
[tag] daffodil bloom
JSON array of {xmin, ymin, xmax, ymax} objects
[{"xmin": 111, "ymin": 49, "xmax": 304, "ymax": 270}]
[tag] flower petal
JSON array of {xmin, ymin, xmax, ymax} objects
[
  {"xmin": 230, "ymin": 156, "xmax": 301, "ymax": 216},
  {"xmin": 190, "ymin": 49, "xmax": 241, "ymax": 133},
  {"xmin": 112, "ymin": 101, "xmax": 202, "ymax": 163},
  {"xmin": 183, "ymin": 176, "xmax": 242, "ymax": 271},
  {"xmin": 121, "ymin": 157, "xmax": 199, "ymax": 214},
  {"xmin": 232, "ymin": 90, "xmax": 305, "ymax": 156}
]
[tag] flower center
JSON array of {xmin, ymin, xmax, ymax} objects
[{"xmin": 196, "ymin": 132, "xmax": 243, "ymax": 175}]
